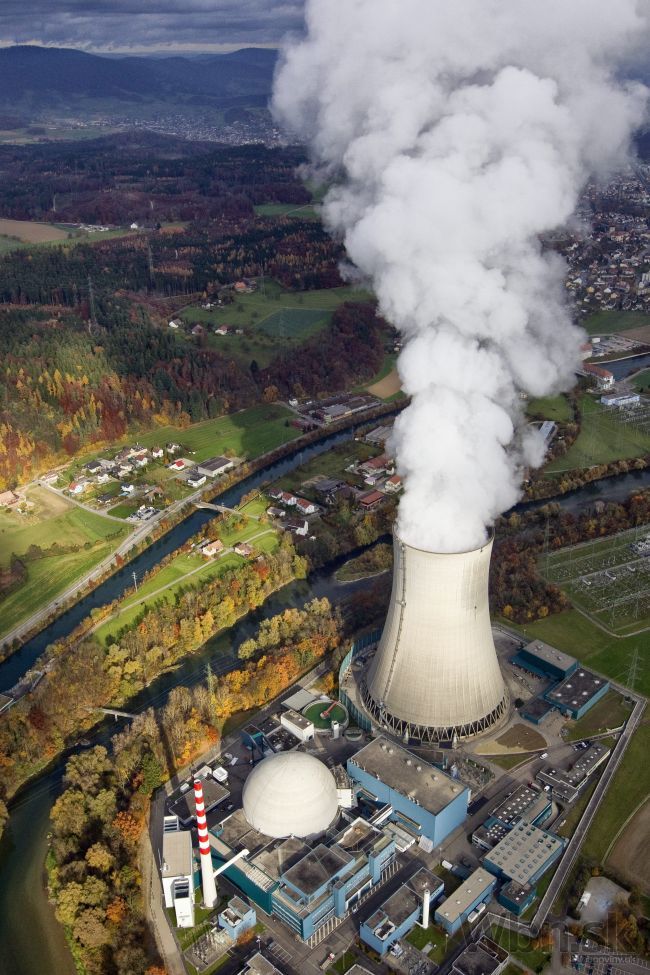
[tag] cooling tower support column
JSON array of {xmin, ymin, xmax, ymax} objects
[
  {"xmin": 194, "ymin": 779, "xmax": 218, "ymax": 908},
  {"xmin": 361, "ymin": 533, "xmax": 508, "ymax": 742}
]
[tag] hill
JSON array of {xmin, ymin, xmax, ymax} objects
[{"xmin": 0, "ymin": 45, "xmax": 278, "ymax": 116}]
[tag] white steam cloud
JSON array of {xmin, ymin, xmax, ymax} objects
[{"xmin": 273, "ymin": 0, "xmax": 648, "ymax": 552}]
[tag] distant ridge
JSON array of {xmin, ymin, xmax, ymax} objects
[{"xmin": 0, "ymin": 45, "xmax": 278, "ymax": 112}]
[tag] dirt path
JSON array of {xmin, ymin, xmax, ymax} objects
[
  {"xmin": 606, "ymin": 798, "xmax": 650, "ymax": 893},
  {"xmin": 366, "ymin": 366, "xmax": 402, "ymax": 399}
]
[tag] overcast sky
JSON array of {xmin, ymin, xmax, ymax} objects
[{"xmin": 0, "ymin": 1, "xmax": 304, "ymax": 53}]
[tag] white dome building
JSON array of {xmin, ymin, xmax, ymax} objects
[{"xmin": 242, "ymin": 752, "xmax": 339, "ymax": 838}]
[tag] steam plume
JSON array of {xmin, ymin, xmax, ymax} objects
[{"xmin": 273, "ymin": 0, "xmax": 647, "ymax": 552}]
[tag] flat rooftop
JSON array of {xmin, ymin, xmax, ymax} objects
[
  {"xmin": 484, "ymin": 821, "xmax": 564, "ymax": 886},
  {"xmin": 565, "ymin": 743, "xmax": 611, "ymax": 786},
  {"xmin": 281, "ymin": 708, "xmax": 313, "ymax": 730},
  {"xmin": 238, "ymin": 953, "xmax": 285, "ymax": 975},
  {"xmin": 168, "ymin": 778, "xmax": 229, "ymax": 823},
  {"xmin": 453, "ymin": 938, "xmax": 509, "ymax": 975},
  {"xmin": 521, "ymin": 640, "xmax": 576, "ymax": 672},
  {"xmin": 349, "ymin": 737, "xmax": 467, "ymax": 815},
  {"xmin": 521, "ymin": 697, "xmax": 556, "ymax": 721},
  {"xmin": 501, "ymin": 880, "xmax": 534, "ymax": 907},
  {"xmin": 161, "ymin": 829, "xmax": 193, "ymax": 878},
  {"xmin": 333, "ymin": 817, "xmax": 381, "ymax": 856},
  {"xmin": 546, "ymin": 669, "xmax": 607, "ymax": 710},
  {"xmin": 436, "ymin": 869, "xmax": 495, "ymax": 926},
  {"xmin": 252, "ymin": 837, "xmax": 310, "ymax": 883},
  {"xmin": 491, "ymin": 785, "xmax": 541, "ymax": 826},
  {"xmin": 282, "ymin": 843, "xmax": 353, "ymax": 897},
  {"xmin": 366, "ymin": 883, "xmax": 420, "ymax": 933},
  {"xmin": 282, "ymin": 688, "xmax": 317, "ymax": 712}
]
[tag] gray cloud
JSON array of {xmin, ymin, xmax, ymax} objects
[{"xmin": 0, "ymin": 1, "xmax": 304, "ymax": 52}]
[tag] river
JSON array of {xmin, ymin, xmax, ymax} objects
[
  {"xmin": 1, "ymin": 434, "xmax": 650, "ymax": 975},
  {"xmin": 605, "ymin": 351, "xmax": 650, "ymax": 381}
]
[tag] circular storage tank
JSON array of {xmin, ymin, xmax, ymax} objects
[{"xmin": 242, "ymin": 751, "xmax": 339, "ymax": 838}]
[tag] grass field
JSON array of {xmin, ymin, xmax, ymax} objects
[
  {"xmin": 269, "ymin": 440, "xmax": 375, "ymax": 495},
  {"xmin": 583, "ymin": 311, "xmax": 650, "ymax": 336},
  {"xmin": 526, "ymin": 394, "xmax": 573, "ymax": 423},
  {"xmin": 632, "ymin": 368, "xmax": 650, "ymax": 392},
  {"xmin": 581, "ymin": 723, "xmax": 650, "ymax": 881},
  {"xmin": 563, "ymin": 691, "xmax": 633, "ymax": 740},
  {"xmin": 539, "ymin": 524, "xmax": 650, "ymax": 636},
  {"xmin": 112, "ymin": 404, "xmax": 301, "ymax": 464},
  {"xmin": 545, "ymin": 394, "xmax": 650, "ymax": 472},
  {"xmin": 0, "ymin": 488, "xmax": 130, "ymax": 639},
  {"xmin": 0, "ymin": 217, "xmax": 69, "ymax": 244},
  {"xmin": 502, "ymin": 611, "xmax": 650, "ymax": 697},
  {"xmin": 254, "ymin": 202, "xmax": 320, "ymax": 220},
  {"xmin": 180, "ymin": 282, "xmax": 373, "ymax": 367}
]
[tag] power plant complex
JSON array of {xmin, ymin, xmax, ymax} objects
[{"xmin": 358, "ymin": 532, "xmax": 509, "ymax": 742}]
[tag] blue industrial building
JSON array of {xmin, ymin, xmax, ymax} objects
[
  {"xmin": 347, "ymin": 737, "xmax": 469, "ymax": 845},
  {"xmin": 211, "ymin": 813, "xmax": 397, "ymax": 940},
  {"xmin": 218, "ymin": 896, "xmax": 257, "ymax": 940},
  {"xmin": 483, "ymin": 821, "xmax": 566, "ymax": 887},
  {"xmin": 544, "ymin": 669, "xmax": 610, "ymax": 720},
  {"xmin": 435, "ymin": 869, "xmax": 496, "ymax": 934},
  {"xmin": 360, "ymin": 868, "xmax": 443, "ymax": 955},
  {"xmin": 498, "ymin": 880, "xmax": 536, "ymax": 917},
  {"xmin": 512, "ymin": 640, "xmax": 577, "ymax": 681}
]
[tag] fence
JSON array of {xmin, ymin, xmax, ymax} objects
[{"xmin": 338, "ymin": 628, "xmax": 381, "ymax": 732}]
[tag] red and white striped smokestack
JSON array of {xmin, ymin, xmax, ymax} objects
[{"xmin": 194, "ymin": 778, "xmax": 217, "ymax": 908}]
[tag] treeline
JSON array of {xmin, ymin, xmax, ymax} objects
[
  {"xmin": 0, "ymin": 136, "xmax": 309, "ymax": 224},
  {"xmin": 0, "ymin": 536, "xmax": 306, "ymax": 801},
  {"xmin": 0, "ymin": 298, "xmax": 384, "ymax": 488},
  {"xmin": 48, "ymin": 595, "xmax": 343, "ymax": 974}
]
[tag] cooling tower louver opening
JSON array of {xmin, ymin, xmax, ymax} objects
[{"xmin": 360, "ymin": 532, "xmax": 508, "ymax": 742}]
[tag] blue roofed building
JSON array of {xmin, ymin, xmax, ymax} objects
[
  {"xmin": 435, "ymin": 869, "xmax": 496, "ymax": 934},
  {"xmin": 347, "ymin": 737, "xmax": 469, "ymax": 846},
  {"xmin": 360, "ymin": 868, "xmax": 444, "ymax": 955},
  {"xmin": 218, "ymin": 896, "xmax": 257, "ymax": 941}
]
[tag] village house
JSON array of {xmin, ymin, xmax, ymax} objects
[
  {"xmin": 358, "ymin": 489, "xmax": 384, "ymax": 510},
  {"xmin": 286, "ymin": 518, "xmax": 310, "ymax": 537},
  {"xmin": 169, "ymin": 459, "xmax": 186, "ymax": 471},
  {"xmin": 234, "ymin": 542, "xmax": 254, "ymax": 557},
  {"xmin": 214, "ymin": 325, "xmax": 230, "ymax": 336},
  {"xmin": 0, "ymin": 490, "xmax": 20, "ymax": 506},
  {"xmin": 187, "ymin": 473, "xmax": 207, "ymax": 489},
  {"xmin": 151, "ymin": 447, "xmax": 164, "ymax": 459},
  {"xmin": 266, "ymin": 506, "xmax": 286, "ymax": 519},
  {"xmin": 121, "ymin": 483, "xmax": 135, "ymax": 495},
  {"xmin": 295, "ymin": 497, "xmax": 318, "ymax": 516},
  {"xmin": 384, "ymin": 474, "xmax": 402, "ymax": 493},
  {"xmin": 68, "ymin": 479, "xmax": 91, "ymax": 495},
  {"xmin": 201, "ymin": 539, "xmax": 224, "ymax": 558},
  {"xmin": 166, "ymin": 442, "xmax": 181, "ymax": 454},
  {"xmin": 84, "ymin": 459, "xmax": 104, "ymax": 475},
  {"xmin": 358, "ymin": 454, "xmax": 393, "ymax": 478},
  {"xmin": 191, "ymin": 324, "xmax": 205, "ymax": 336}
]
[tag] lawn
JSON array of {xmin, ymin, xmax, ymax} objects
[
  {"xmin": 490, "ymin": 926, "xmax": 551, "ymax": 973},
  {"xmin": 0, "ymin": 540, "xmax": 125, "ymax": 639},
  {"xmin": 556, "ymin": 781, "xmax": 598, "ymax": 840},
  {"xmin": 526, "ymin": 394, "xmax": 573, "ymax": 423},
  {"xmin": 331, "ymin": 950, "xmax": 358, "ymax": 974},
  {"xmin": 407, "ymin": 923, "xmax": 460, "ymax": 963},
  {"xmin": 488, "ymin": 753, "xmax": 535, "ymax": 770},
  {"xmin": 120, "ymin": 404, "xmax": 301, "ymax": 463},
  {"xmin": 0, "ymin": 488, "xmax": 125, "ymax": 565},
  {"xmin": 582, "ymin": 722, "xmax": 650, "ymax": 864},
  {"xmin": 254, "ymin": 202, "xmax": 320, "ymax": 219},
  {"xmin": 563, "ymin": 691, "xmax": 633, "ymax": 740},
  {"xmin": 583, "ymin": 310, "xmax": 650, "ymax": 336},
  {"xmin": 501, "ymin": 611, "xmax": 650, "ymax": 696},
  {"xmin": 268, "ymin": 440, "xmax": 375, "ymax": 494},
  {"xmin": 631, "ymin": 368, "xmax": 650, "ymax": 392},
  {"xmin": 544, "ymin": 394, "xmax": 650, "ymax": 472}
]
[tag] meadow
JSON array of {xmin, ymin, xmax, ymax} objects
[
  {"xmin": 583, "ymin": 309, "xmax": 650, "ymax": 336},
  {"xmin": 545, "ymin": 394, "xmax": 650, "ymax": 471}
]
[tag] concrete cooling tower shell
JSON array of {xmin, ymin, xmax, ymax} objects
[{"xmin": 362, "ymin": 533, "xmax": 508, "ymax": 741}]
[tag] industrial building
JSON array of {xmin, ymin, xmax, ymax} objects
[
  {"xmin": 435, "ymin": 868, "xmax": 496, "ymax": 934},
  {"xmin": 347, "ymin": 737, "xmax": 469, "ymax": 845},
  {"xmin": 513, "ymin": 640, "xmax": 577, "ymax": 681},
  {"xmin": 359, "ymin": 534, "xmax": 509, "ymax": 741},
  {"xmin": 537, "ymin": 743, "xmax": 611, "ymax": 802},
  {"xmin": 196, "ymin": 455, "xmax": 234, "ymax": 478},
  {"xmin": 452, "ymin": 937, "xmax": 509, "ymax": 975},
  {"xmin": 160, "ymin": 819, "xmax": 195, "ymax": 928},
  {"xmin": 544, "ymin": 669, "xmax": 610, "ymax": 719},
  {"xmin": 204, "ymin": 751, "xmax": 400, "ymax": 941},
  {"xmin": 168, "ymin": 770, "xmax": 229, "ymax": 826},
  {"xmin": 218, "ymin": 896, "xmax": 257, "ymax": 941},
  {"xmin": 498, "ymin": 880, "xmax": 536, "ymax": 916},
  {"xmin": 360, "ymin": 868, "xmax": 443, "ymax": 955},
  {"xmin": 472, "ymin": 786, "xmax": 552, "ymax": 852},
  {"xmin": 483, "ymin": 821, "xmax": 566, "ymax": 886},
  {"xmin": 280, "ymin": 708, "xmax": 314, "ymax": 742}
]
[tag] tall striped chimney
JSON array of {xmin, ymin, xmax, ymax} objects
[{"xmin": 194, "ymin": 778, "xmax": 217, "ymax": 908}]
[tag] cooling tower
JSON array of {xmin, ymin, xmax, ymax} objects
[{"xmin": 361, "ymin": 533, "xmax": 508, "ymax": 741}]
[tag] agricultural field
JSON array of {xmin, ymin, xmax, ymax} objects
[
  {"xmin": 502, "ymin": 611, "xmax": 650, "ymax": 697},
  {"xmin": 0, "ymin": 487, "xmax": 129, "ymax": 639},
  {"xmin": 545, "ymin": 394, "xmax": 650, "ymax": 472},
  {"xmin": 0, "ymin": 217, "xmax": 139, "ymax": 254},
  {"xmin": 268, "ymin": 439, "xmax": 377, "ymax": 494},
  {"xmin": 254, "ymin": 202, "xmax": 320, "ymax": 220},
  {"xmin": 539, "ymin": 524, "xmax": 650, "ymax": 636},
  {"xmin": 632, "ymin": 368, "xmax": 650, "ymax": 392},
  {"xmin": 180, "ymin": 282, "xmax": 373, "ymax": 367}
]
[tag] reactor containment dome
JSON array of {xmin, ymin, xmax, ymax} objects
[
  {"xmin": 242, "ymin": 751, "xmax": 339, "ymax": 838},
  {"xmin": 361, "ymin": 533, "xmax": 508, "ymax": 742}
]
